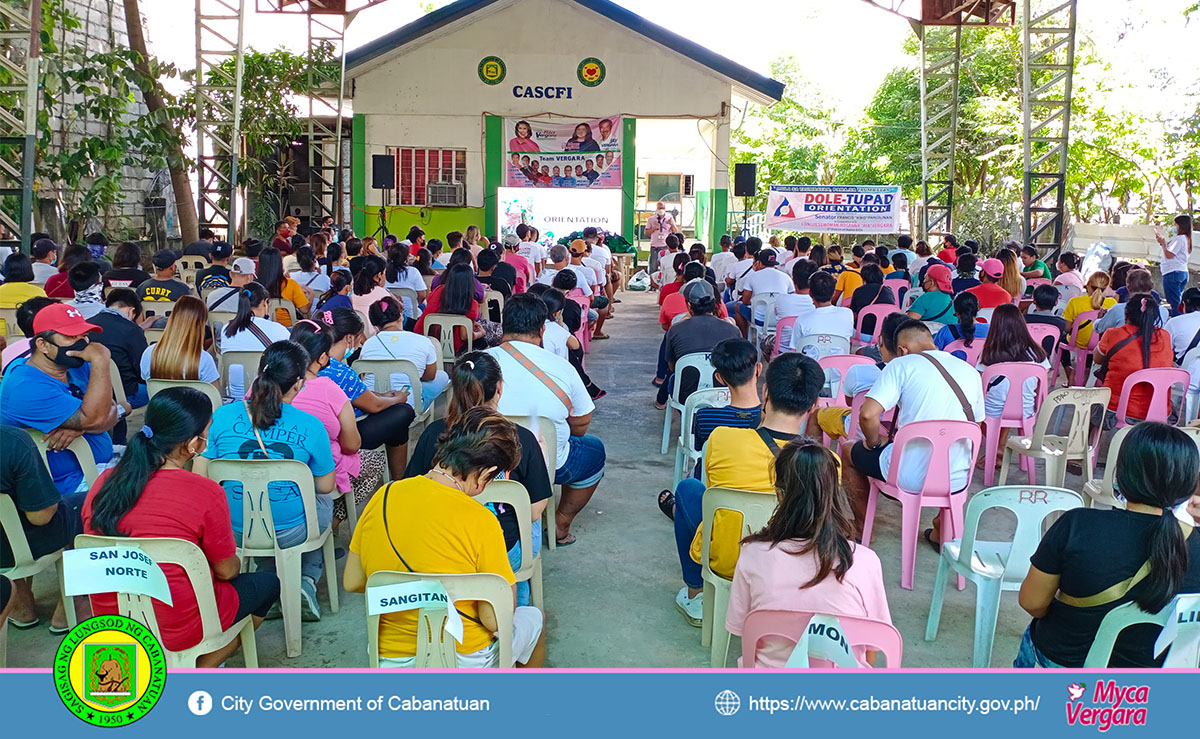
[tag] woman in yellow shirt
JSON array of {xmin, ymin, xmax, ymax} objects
[
  {"xmin": 256, "ymin": 245, "xmax": 310, "ymax": 326},
  {"xmin": 1062, "ymin": 271, "xmax": 1116, "ymax": 349},
  {"xmin": 0, "ymin": 253, "xmax": 48, "ymax": 308},
  {"xmin": 343, "ymin": 408, "xmax": 546, "ymax": 668}
]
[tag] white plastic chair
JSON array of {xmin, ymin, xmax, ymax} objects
[
  {"xmin": 204, "ymin": 459, "xmax": 337, "ymax": 658},
  {"xmin": 747, "ymin": 293, "xmax": 779, "ymax": 361},
  {"xmin": 108, "ymin": 359, "xmax": 128, "ymax": 409},
  {"xmin": 72, "ymin": 535, "xmax": 258, "ymax": 668},
  {"xmin": 140, "ymin": 299, "xmax": 177, "ymax": 323},
  {"xmin": 422, "ymin": 313, "xmax": 473, "ymax": 366},
  {"xmin": 925, "ymin": 485, "xmax": 1083, "ymax": 667},
  {"xmin": 794, "ymin": 333, "xmax": 851, "ymax": 362},
  {"xmin": 477, "ymin": 480, "xmax": 543, "ymax": 609},
  {"xmin": 1083, "ymin": 597, "xmax": 1181, "ymax": 668},
  {"xmin": 673, "ymin": 387, "xmax": 731, "ymax": 489},
  {"xmin": 147, "ymin": 379, "xmax": 223, "ymax": 411},
  {"xmin": 0, "ymin": 492, "xmax": 76, "ymax": 663},
  {"xmin": 24, "ymin": 427, "xmax": 99, "ymax": 490},
  {"xmin": 354, "ymin": 357, "xmax": 448, "ymax": 437},
  {"xmin": 998, "ymin": 387, "xmax": 1110, "ymax": 487},
  {"xmin": 219, "ymin": 350, "xmax": 264, "ymax": 400},
  {"xmin": 365, "ymin": 570, "xmax": 513, "ymax": 668},
  {"xmin": 505, "ymin": 415, "xmax": 559, "ymax": 552},
  {"xmin": 1083, "ymin": 425, "xmax": 1200, "ymax": 509},
  {"xmin": 268, "ymin": 298, "xmax": 299, "ymax": 326},
  {"xmin": 661, "ymin": 351, "xmax": 718, "ymax": 454},
  {"xmin": 0, "ymin": 307, "xmax": 21, "ymax": 338},
  {"xmin": 699, "ymin": 486, "xmax": 777, "ymax": 668}
]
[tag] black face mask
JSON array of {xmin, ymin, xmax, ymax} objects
[{"xmin": 51, "ymin": 339, "xmax": 88, "ymax": 369}]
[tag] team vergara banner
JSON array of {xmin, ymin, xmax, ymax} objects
[
  {"xmin": 766, "ymin": 184, "xmax": 902, "ymax": 234},
  {"xmin": 505, "ymin": 115, "xmax": 622, "ymax": 188}
]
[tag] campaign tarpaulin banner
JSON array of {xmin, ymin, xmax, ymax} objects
[
  {"xmin": 766, "ymin": 185, "xmax": 902, "ymax": 234},
  {"xmin": 505, "ymin": 116, "xmax": 622, "ymax": 188}
]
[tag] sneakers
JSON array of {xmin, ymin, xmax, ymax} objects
[
  {"xmin": 675, "ymin": 586, "xmax": 703, "ymax": 627},
  {"xmin": 300, "ymin": 577, "xmax": 322, "ymax": 622}
]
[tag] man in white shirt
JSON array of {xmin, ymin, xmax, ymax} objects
[
  {"xmin": 569, "ymin": 240, "xmax": 612, "ymax": 339},
  {"xmin": 535, "ymin": 245, "xmax": 570, "ymax": 287},
  {"xmin": 1165, "ymin": 287, "xmax": 1200, "ymax": 361},
  {"xmin": 207, "ymin": 258, "xmax": 256, "ymax": 313},
  {"xmin": 516, "ymin": 223, "xmax": 546, "ymax": 274},
  {"xmin": 486, "ymin": 294, "xmax": 603, "ymax": 547},
  {"xmin": 654, "ymin": 233, "xmax": 684, "ymax": 289},
  {"xmin": 582, "ymin": 227, "xmax": 614, "ymax": 301},
  {"xmin": 709, "ymin": 235, "xmax": 736, "ymax": 287},
  {"xmin": 30, "ymin": 239, "xmax": 58, "ymax": 285},
  {"xmin": 793, "ymin": 271, "xmax": 854, "ymax": 356},
  {"xmin": 842, "ymin": 319, "xmax": 984, "ymax": 541},
  {"xmin": 736, "ymin": 249, "xmax": 794, "ymax": 336},
  {"xmin": 722, "ymin": 240, "xmax": 754, "ymax": 310}
]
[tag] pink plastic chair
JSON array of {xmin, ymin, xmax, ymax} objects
[
  {"xmin": 1065, "ymin": 310, "xmax": 1101, "ymax": 386},
  {"xmin": 1114, "ymin": 367, "xmax": 1189, "ymax": 427},
  {"xmin": 567, "ymin": 289, "xmax": 591, "ymax": 357},
  {"xmin": 980, "ymin": 362, "xmax": 1049, "ymax": 486},
  {"xmin": 771, "ymin": 315, "xmax": 799, "ymax": 360},
  {"xmin": 1025, "ymin": 278, "xmax": 1052, "ymax": 292},
  {"xmin": 815, "ymin": 355, "xmax": 874, "ymax": 414},
  {"xmin": 862, "ymin": 419, "xmax": 982, "ymax": 590},
  {"xmin": 740, "ymin": 609, "xmax": 903, "ymax": 669},
  {"xmin": 839, "ymin": 294, "xmax": 854, "ymax": 308},
  {"xmin": 851, "ymin": 304, "xmax": 903, "ymax": 349},
  {"xmin": 839, "ymin": 390, "xmax": 895, "ymax": 453},
  {"xmin": 1025, "ymin": 324, "xmax": 1063, "ymax": 384},
  {"xmin": 943, "ymin": 338, "xmax": 984, "ymax": 366}
]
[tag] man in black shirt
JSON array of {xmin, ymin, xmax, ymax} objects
[
  {"xmin": 137, "ymin": 250, "xmax": 193, "ymax": 326},
  {"xmin": 182, "ymin": 239, "xmax": 212, "ymax": 260},
  {"xmin": 656, "ymin": 281, "xmax": 741, "ymax": 408},
  {"xmin": 1025, "ymin": 283, "xmax": 1068, "ymax": 354},
  {"xmin": 90, "ymin": 288, "xmax": 151, "ymax": 410},
  {"xmin": 476, "ymin": 248, "xmax": 513, "ymax": 323},
  {"xmin": 195, "ymin": 240, "xmax": 234, "ymax": 291}
]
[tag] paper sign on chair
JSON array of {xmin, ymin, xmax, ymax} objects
[
  {"xmin": 62, "ymin": 547, "xmax": 173, "ymax": 605},
  {"xmin": 367, "ymin": 580, "xmax": 464, "ymax": 643}
]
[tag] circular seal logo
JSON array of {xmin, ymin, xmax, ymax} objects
[
  {"xmin": 54, "ymin": 615, "xmax": 167, "ymax": 727},
  {"xmin": 478, "ymin": 56, "xmax": 506, "ymax": 85},
  {"xmin": 577, "ymin": 57, "xmax": 606, "ymax": 87}
]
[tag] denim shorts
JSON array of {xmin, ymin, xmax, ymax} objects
[
  {"xmin": 555, "ymin": 433, "xmax": 606, "ymax": 488},
  {"xmin": 1013, "ymin": 625, "xmax": 1066, "ymax": 668}
]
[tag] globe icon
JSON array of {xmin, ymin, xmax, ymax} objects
[{"xmin": 714, "ymin": 690, "xmax": 741, "ymax": 716}]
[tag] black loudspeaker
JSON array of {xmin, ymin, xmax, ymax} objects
[
  {"xmin": 372, "ymin": 154, "xmax": 395, "ymax": 190},
  {"xmin": 733, "ymin": 163, "xmax": 757, "ymax": 197}
]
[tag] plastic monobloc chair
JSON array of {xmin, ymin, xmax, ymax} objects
[
  {"xmin": 741, "ymin": 609, "xmax": 903, "ymax": 669},
  {"xmin": 478, "ymin": 480, "xmax": 543, "ymax": 609},
  {"xmin": 980, "ymin": 362, "xmax": 1049, "ymax": 486},
  {"xmin": 1113, "ymin": 367, "xmax": 1189, "ymax": 427},
  {"xmin": 851, "ymin": 304, "xmax": 903, "ymax": 350},
  {"xmin": 770, "ymin": 315, "xmax": 798, "ymax": 359},
  {"xmin": 673, "ymin": 387, "xmax": 731, "ymax": 489},
  {"xmin": 422, "ymin": 313, "xmax": 474, "ymax": 366},
  {"xmin": 999, "ymin": 386, "xmax": 1111, "ymax": 488},
  {"xmin": 1065, "ymin": 310, "xmax": 1102, "ymax": 387},
  {"xmin": 661, "ymin": 351, "xmax": 717, "ymax": 454},
  {"xmin": 943, "ymin": 338, "xmax": 984, "ymax": 366},
  {"xmin": 505, "ymin": 415, "xmax": 558, "ymax": 552},
  {"xmin": 0, "ymin": 492, "xmax": 77, "ymax": 662}
]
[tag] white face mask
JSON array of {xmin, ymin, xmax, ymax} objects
[{"xmin": 657, "ymin": 208, "xmax": 666, "ymax": 217}]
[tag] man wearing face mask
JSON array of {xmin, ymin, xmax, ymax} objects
[
  {"xmin": 91, "ymin": 288, "xmax": 155, "ymax": 412},
  {"xmin": 646, "ymin": 202, "xmax": 678, "ymax": 275},
  {"xmin": 0, "ymin": 303, "xmax": 118, "ymax": 497}
]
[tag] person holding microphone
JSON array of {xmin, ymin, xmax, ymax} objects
[
  {"xmin": 1158, "ymin": 215, "xmax": 1193, "ymax": 315},
  {"xmin": 646, "ymin": 202, "xmax": 680, "ymax": 276}
]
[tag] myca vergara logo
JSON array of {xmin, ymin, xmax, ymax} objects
[
  {"xmin": 54, "ymin": 615, "xmax": 167, "ymax": 727},
  {"xmin": 1065, "ymin": 680, "xmax": 1149, "ymax": 732}
]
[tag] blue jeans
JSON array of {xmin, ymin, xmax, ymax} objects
[
  {"xmin": 555, "ymin": 434, "xmax": 606, "ymax": 488},
  {"xmin": 1164, "ymin": 271, "xmax": 1188, "ymax": 316},
  {"xmin": 130, "ymin": 383, "xmax": 149, "ymax": 409},
  {"xmin": 1013, "ymin": 624, "xmax": 1066, "ymax": 668},
  {"xmin": 673, "ymin": 478, "xmax": 706, "ymax": 589},
  {"xmin": 507, "ymin": 520, "xmax": 542, "ymax": 607},
  {"xmin": 241, "ymin": 494, "xmax": 334, "ymax": 583}
]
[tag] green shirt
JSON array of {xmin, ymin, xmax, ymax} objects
[
  {"xmin": 908, "ymin": 289, "xmax": 954, "ymax": 321},
  {"xmin": 1027, "ymin": 259, "xmax": 1050, "ymax": 279}
]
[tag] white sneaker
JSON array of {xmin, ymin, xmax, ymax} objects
[
  {"xmin": 675, "ymin": 586, "xmax": 703, "ymax": 627},
  {"xmin": 300, "ymin": 577, "xmax": 322, "ymax": 622}
]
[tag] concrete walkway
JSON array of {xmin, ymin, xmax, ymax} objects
[{"xmin": 4, "ymin": 289, "xmax": 1075, "ymax": 669}]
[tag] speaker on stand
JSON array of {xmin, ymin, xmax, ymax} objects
[
  {"xmin": 371, "ymin": 154, "xmax": 395, "ymax": 240},
  {"xmin": 733, "ymin": 163, "xmax": 758, "ymax": 235}
]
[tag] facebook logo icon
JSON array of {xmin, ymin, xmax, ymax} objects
[{"xmin": 188, "ymin": 690, "xmax": 214, "ymax": 716}]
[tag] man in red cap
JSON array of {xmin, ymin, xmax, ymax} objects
[
  {"xmin": 906, "ymin": 263, "xmax": 956, "ymax": 322},
  {"xmin": 967, "ymin": 258, "xmax": 1012, "ymax": 309},
  {"xmin": 0, "ymin": 303, "xmax": 117, "ymax": 497}
]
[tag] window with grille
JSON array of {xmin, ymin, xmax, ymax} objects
[{"xmin": 386, "ymin": 147, "xmax": 467, "ymax": 206}]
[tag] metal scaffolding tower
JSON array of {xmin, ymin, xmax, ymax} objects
[
  {"xmin": 1022, "ymin": 0, "xmax": 1077, "ymax": 254},
  {"xmin": 915, "ymin": 22, "xmax": 962, "ymax": 237},
  {"xmin": 0, "ymin": 1, "xmax": 40, "ymax": 250},
  {"xmin": 195, "ymin": 0, "xmax": 248, "ymax": 241}
]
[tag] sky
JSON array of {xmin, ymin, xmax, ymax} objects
[{"xmin": 143, "ymin": 0, "xmax": 1200, "ymax": 122}]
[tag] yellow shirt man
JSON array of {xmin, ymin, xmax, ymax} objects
[
  {"xmin": 350, "ymin": 476, "xmax": 516, "ymax": 657},
  {"xmin": 834, "ymin": 264, "xmax": 864, "ymax": 301}
]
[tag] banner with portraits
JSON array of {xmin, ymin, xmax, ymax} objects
[{"xmin": 504, "ymin": 115, "xmax": 623, "ymax": 188}]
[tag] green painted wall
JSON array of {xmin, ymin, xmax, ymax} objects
[
  {"xmin": 709, "ymin": 187, "xmax": 729, "ymax": 247},
  {"xmin": 381, "ymin": 206, "xmax": 487, "ymax": 241},
  {"xmin": 484, "ymin": 115, "xmax": 503, "ymax": 236},
  {"xmin": 695, "ymin": 190, "xmax": 710, "ymax": 249},
  {"xmin": 351, "ymin": 114, "xmax": 367, "ymax": 236},
  {"xmin": 622, "ymin": 118, "xmax": 637, "ymax": 240}
]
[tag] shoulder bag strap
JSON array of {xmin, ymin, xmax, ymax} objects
[
  {"xmin": 246, "ymin": 320, "xmax": 273, "ymax": 349},
  {"xmin": 303, "ymin": 272, "xmax": 320, "ymax": 287},
  {"xmin": 499, "ymin": 342, "xmax": 574, "ymax": 414},
  {"xmin": 1057, "ymin": 522, "xmax": 1193, "ymax": 608},
  {"xmin": 755, "ymin": 428, "xmax": 782, "ymax": 457},
  {"xmin": 1095, "ymin": 331, "xmax": 1142, "ymax": 377},
  {"xmin": 914, "ymin": 352, "xmax": 976, "ymax": 423},
  {"xmin": 1180, "ymin": 326, "xmax": 1200, "ymax": 365},
  {"xmin": 926, "ymin": 298, "xmax": 954, "ymax": 322}
]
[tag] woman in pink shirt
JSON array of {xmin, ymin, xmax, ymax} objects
[
  {"xmin": 726, "ymin": 438, "xmax": 892, "ymax": 668},
  {"xmin": 350, "ymin": 256, "xmax": 392, "ymax": 335},
  {"xmin": 502, "ymin": 234, "xmax": 534, "ymax": 293},
  {"xmin": 1052, "ymin": 252, "xmax": 1085, "ymax": 293},
  {"xmin": 509, "ymin": 120, "xmax": 540, "ymax": 153}
]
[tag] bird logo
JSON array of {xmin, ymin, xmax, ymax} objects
[{"xmin": 1068, "ymin": 683, "xmax": 1087, "ymax": 701}]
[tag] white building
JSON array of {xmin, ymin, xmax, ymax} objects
[{"xmin": 345, "ymin": 0, "xmax": 782, "ymax": 246}]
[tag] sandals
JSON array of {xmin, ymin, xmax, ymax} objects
[
  {"xmin": 658, "ymin": 490, "xmax": 675, "ymax": 521},
  {"xmin": 7, "ymin": 616, "xmax": 39, "ymax": 630},
  {"xmin": 923, "ymin": 528, "xmax": 941, "ymax": 553},
  {"xmin": 555, "ymin": 533, "xmax": 577, "ymax": 547}
]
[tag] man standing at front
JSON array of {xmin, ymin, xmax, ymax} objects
[{"xmin": 487, "ymin": 295, "xmax": 604, "ymax": 547}]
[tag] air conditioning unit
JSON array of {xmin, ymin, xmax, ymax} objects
[
  {"xmin": 426, "ymin": 181, "xmax": 465, "ymax": 207},
  {"xmin": 682, "ymin": 174, "xmax": 695, "ymax": 198}
]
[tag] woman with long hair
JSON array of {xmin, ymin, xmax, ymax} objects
[
  {"xmin": 979, "ymin": 303, "xmax": 1049, "ymax": 428},
  {"xmin": 344, "ymin": 407, "xmax": 546, "ymax": 668},
  {"xmin": 288, "ymin": 244, "xmax": 330, "ymax": 295},
  {"xmin": 289, "ymin": 321, "xmax": 380, "ymax": 532},
  {"xmin": 324, "ymin": 241, "xmax": 348, "ymax": 277},
  {"xmin": 413, "ymin": 263, "xmax": 486, "ymax": 350},
  {"xmin": 313, "ymin": 270, "xmax": 353, "ymax": 314},
  {"xmin": 996, "ymin": 248, "xmax": 1025, "ymax": 299},
  {"xmin": 464, "ymin": 225, "xmax": 484, "ymax": 253},
  {"xmin": 414, "ymin": 247, "xmax": 435, "ymax": 276},
  {"xmin": 384, "ymin": 243, "xmax": 428, "ymax": 327},
  {"xmin": 430, "ymin": 248, "xmax": 485, "ymax": 299},
  {"xmin": 404, "ymin": 352, "xmax": 552, "ymax": 605},
  {"xmin": 508, "ymin": 120, "xmax": 540, "ymax": 153},
  {"xmin": 309, "ymin": 308, "xmax": 416, "ymax": 479},
  {"xmin": 141, "ymin": 295, "xmax": 219, "ymax": 384},
  {"xmin": 308, "ymin": 231, "xmax": 328, "ymax": 263},
  {"xmin": 934, "ymin": 290, "xmax": 989, "ymax": 354},
  {"xmin": 83, "ymin": 387, "xmax": 280, "ymax": 664},
  {"xmin": 910, "ymin": 240, "xmax": 934, "ymax": 275},
  {"xmin": 565, "ymin": 122, "xmax": 600, "ymax": 152},
  {"xmin": 1158, "ymin": 215, "xmax": 1193, "ymax": 314},
  {"xmin": 1062, "ymin": 271, "xmax": 1115, "ymax": 350},
  {"xmin": 360, "ymin": 296, "xmax": 449, "ymax": 408},
  {"xmin": 1018, "ymin": 422, "xmax": 1200, "ymax": 667},
  {"xmin": 726, "ymin": 438, "xmax": 891, "ymax": 668},
  {"xmin": 807, "ymin": 244, "xmax": 828, "ymax": 270},
  {"xmin": 1095, "ymin": 293, "xmax": 1174, "ymax": 424},
  {"xmin": 194, "ymin": 341, "xmax": 336, "ymax": 621},
  {"xmin": 256, "ymin": 246, "xmax": 309, "ymax": 326},
  {"xmin": 44, "ymin": 244, "xmax": 92, "ymax": 298},
  {"xmin": 220, "ymin": 281, "xmax": 290, "ymax": 399},
  {"xmin": 350, "ymin": 255, "xmax": 391, "ymax": 334}
]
